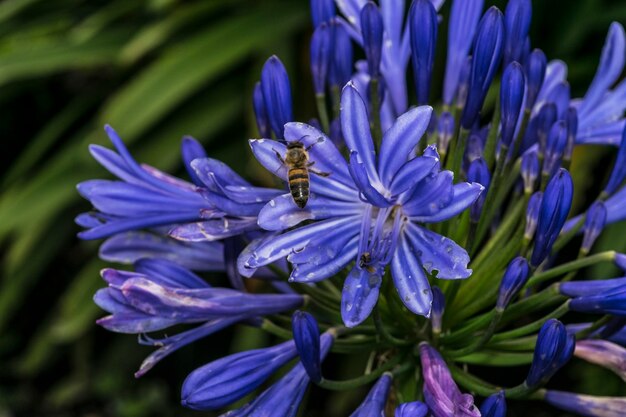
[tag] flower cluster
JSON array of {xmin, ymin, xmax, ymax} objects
[{"xmin": 77, "ymin": 0, "xmax": 626, "ymax": 415}]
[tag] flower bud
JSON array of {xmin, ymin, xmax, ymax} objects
[
  {"xmin": 431, "ymin": 286, "xmax": 445, "ymax": 334},
  {"xmin": 563, "ymin": 106, "xmax": 577, "ymax": 163},
  {"xmin": 480, "ymin": 390, "xmax": 507, "ymax": 417},
  {"xmin": 420, "ymin": 343, "xmax": 481, "ymax": 417},
  {"xmin": 530, "ymin": 169, "xmax": 573, "ymax": 267},
  {"xmin": 461, "ymin": 7, "xmax": 505, "ymax": 129},
  {"xmin": 545, "ymin": 390, "xmax": 626, "ymax": 417},
  {"xmin": 410, "ymin": 0, "xmax": 438, "ymax": 105},
  {"xmin": 350, "ymin": 374, "xmax": 392, "ymax": 417},
  {"xmin": 525, "ymin": 319, "xmax": 575, "ymax": 387},
  {"xmin": 395, "ymin": 401, "xmax": 429, "ymax": 417},
  {"xmin": 604, "ymin": 124, "xmax": 626, "ymax": 196},
  {"xmin": 524, "ymin": 191, "xmax": 542, "ymax": 241},
  {"xmin": 524, "ymin": 49, "xmax": 547, "ymax": 110},
  {"xmin": 536, "ymin": 103, "xmax": 557, "ymax": 157},
  {"xmin": 261, "ymin": 56, "xmax": 293, "ymax": 137},
  {"xmin": 437, "ymin": 111, "xmax": 455, "ymax": 153},
  {"xmin": 466, "ymin": 133, "xmax": 485, "ymax": 162},
  {"xmin": 329, "ymin": 21, "xmax": 353, "ymax": 88},
  {"xmin": 496, "ymin": 256, "xmax": 530, "ymax": 310},
  {"xmin": 292, "ymin": 310, "xmax": 322, "ymax": 382},
  {"xmin": 569, "ymin": 285, "xmax": 626, "ymax": 316},
  {"xmin": 559, "ymin": 277, "xmax": 626, "ymax": 298},
  {"xmin": 456, "ymin": 56, "xmax": 472, "ymax": 109},
  {"xmin": 443, "ymin": 0, "xmax": 484, "ymax": 105},
  {"xmin": 582, "ymin": 201, "xmax": 607, "ymax": 253},
  {"xmin": 503, "ymin": 0, "xmax": 531, "ymax": 67},
  {"xmin": 467, "ymin": 158, "xmax": 491, "ymax": 222},
  {"xmin": 310, "ymin": 0, "xmax": 335, "ymax": 27},
  {"xmin": 181, "ymin": 339, "xmax": 298, "ymax": 409},
  {"xmin": 181, "ymin": 136, "xmax": 208, "ymax": 186},
  {"xmin": 574, "ymin": 339, "xmax": 626, "ymax": 381},
  {"xmin": 542, "ymin": 120, "xmax": 568, "ymax": 178},
  {"xmin": 521, "ymin": 150, "xmax": 539, "ymax": 193},
  {"xmin": 310, "ymin": 23, "xmax": 332, "ymax": 95},
  {"xmin": 253, "ymin": 82, "xmax": 271, "ymax": 138},
  {"xmin": 360, "ymin": 2, "xmax": 383, "ymax": 78},
  {"xmin": 500, "ymin": 61, "xmax": 526, "ymax": 148}
]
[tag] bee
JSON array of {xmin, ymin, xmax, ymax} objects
[
  {"xmin": 274, "ymin": 138, "xmax": 330, "ymax": 208},
  {"xmin": 359, "ymin": 252, "xmax": 377, "ymax": 274}
]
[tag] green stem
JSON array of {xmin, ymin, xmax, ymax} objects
[
  {"xmin": 525, "ymin": 251, "xmax": 616, "ymax": 288},
  {"xmin": 575, "ymin": 314, "xmax": 613, "ymax": 339},
  {"xmin": 446, "ymin": 310, "xmax": 503, "ymax": 357},
  {"xmin": 483, "ymin": 93, "xmax": 501, "ymax": 169},
  {"xmin": 552, "ymin": 215, "xmax": 585, "ymax": 253},
  {"xmin": 490, "ymin": 301, "xmax": 570, "ymax": 342},
  {"xmin": 449, "ymin": 364, "xmax": 500, "ymax": 396},
  {"xmin": 370, "ymin": 78, "xmax": 382, "ymax": 148},
  {"xmin": 316, "ymin": 355, "xmax": 403, "ymax": 390},
  {"xmin": 374, "ymin": 306, "xmax": 414, "ymax": 346},
  {"xmin": 315, "ymin": 93, "xmax": 330, "ymax": 133},
  {"xmin": 451, "ymin": 127, "xmax": 470, "ymax": 180},
  {"xmin": 507, "ymin": 109, "xmax": 531, "ymax": 166}
]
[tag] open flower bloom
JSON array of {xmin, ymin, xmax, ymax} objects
[{"xmin": 241, "ymin": 83, "xmax": 482, "ymax": 326}]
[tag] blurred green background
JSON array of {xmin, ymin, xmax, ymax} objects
[{"xmin": 0, "ymin": 0, "xmax": 624, "ymax": 416}]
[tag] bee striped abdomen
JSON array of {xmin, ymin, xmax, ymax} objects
[{"xmin": 288, "ymin": 167, "xmax": 310, "ymax": 208}]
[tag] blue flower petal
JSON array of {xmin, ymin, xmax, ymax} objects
[
  {"xmin": 341, "ymin": 266, "xmax": 382, "ymax": 327},
  {"xmin": 391, "ymin": 234, "xmax": 432, "ymax": 317},
  {"xmin": 405, "ymin": 223, "xmax": 472, "ymax": 279},
  {"xmin": 341, "ymin": 83, "xmax": 380, "ymax": 184},
  {"xmin": 402, "ymin": 171, "xmax": 454, "ymax": 217},
  {"xmin": 390, "ymin": 155, "xmax": 439, "ymax": 199},
  {"xmin": 410, "ymin": 182, "xmax": 484, "ymax": 223},
  {"xmin": 169, "ymin": 218, "xmax": 258, "ymax": 242},
  {"xmin": 99, "ymin": 232, "xmax": 223, "ymax": 271},
  {"xmin": 378, "ymin": 105, "xmax": 433, "ymax": 185},
  {"xmin": 258, "ymin": 193, "xmax": 364, "ymax": 231},
  {"xmin": 580, "ymin": 22, "xmax": 626, "ymax": 116},
  {"xmin": 290, "ymin": 235, "xmax": 359, "ymax": 283},
  {"xmin": 348, "ymin": 151, "xmax": 392, "ymax": 207}
]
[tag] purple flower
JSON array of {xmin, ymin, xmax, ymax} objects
[
  {"xmin": 310, "ymin": 0, "xmax": 335, "ymax": 27},
  {"xmin": 521, "ymin": 150, "xmax": 539, "ymax": 193},
  {"xmin": 219, "ymin": 333, "xmax": 333, "ymax": 417},
  {"xmin": 524, "ymin": 49, "xmax": 547, "ymax": 111},
  {"xmin": 242, "ymin": 84, "xmax": 482, "ymax": 326},
  {"xmin": 604, "ymin": 124, "xmax": 626, "ymax": 195},
  {"xmin": 431, "ymin": 286, "xmax": 445, "ymax": 333},
  {"xmin": 524, "ymin": 191, "xmax": 542, "ymax": 241},
  {"xmin": 360, "ymin": 2, "xmax": 384, "ymax": 79},
  {"xmin": 525, "ymin": 319, "xmax": 575, "ymax": 387},
  {"xmin": 419, "ymin": 343, "xmax": 481, "ymax": 417},
  {"xmin": 466, "ymin": 158, "xmax": 491, "ymax": 222},
  {"xmin": 542, "ymin": 121, "xmax": 568, "ymax": 178},
  {"xmin": 545, "ymin": 390, "xmax": 626, "ymax": 417},
  {"xmin": 349, "ymin": 374, "xmax": 392, "ymax": 417},
  {"xmin": 97, "ymin": 232, "xmax": 224, "ymax": 271},
  {"xmin": 560, "ymin": 277, "xmax": 626, "ymax": 298},
  {"xmin": 94, "ymin": 259, "xmax": 302, "ymax": 376},
  {"xmin": 253, "ymin": 82, "xmax": 271, "ymax": 138},
  {"xmin": 575, "ymin": 339, "xmax": 626, "ymax": 381},
  {"xmin": 77, "ymin": 126, "xmax": 212, "ymax": 240}
]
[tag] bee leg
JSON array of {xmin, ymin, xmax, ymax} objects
[
  {"xmin": 311, "ymin": 169, "xmax": 331, "ymax": 177},
  {"xmin": 272, "ymin": 148, "xmax": 285, "ymax": 164},
  {"xmin": 305, "ymin": 136, "xmax": 324, "ymax": 151},
  {"xmin": 307, "ymin": 161, "xmax": 316, "ymax": 167}
]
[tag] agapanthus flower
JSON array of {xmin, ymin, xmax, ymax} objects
[
  {"xmin": 78, "ymin": 0, "xmax": 626, "ymax": 415},
  {"xmin": 242, "ymin": 83, "xmax": 482, "ymax": 326}
]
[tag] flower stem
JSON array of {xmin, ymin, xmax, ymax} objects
[
  {"xmin": 374, "ymin": 306, "xmax": 414, "ymax": 346},
  {"xmin": 451, "ymin": 127, "xmax": 470, "ymax": 180},
  {"xmin": 490, "ymin": 301, "xmax": 570, "ymax": 342},
  {"xmin": 315, "ymin": 93, "xmax": 330, "ymax": 133},
  {"xmin": 316, "ymin": 354, "xmax": 403, "ymax": 390},
  {"xmin": 525, "ymin": 250, "xmax": 616, "ymax": 288},
  {"xmin": 483, "ymin": 93, "xmax": 501, "ymax": 169},
  {"xmin": 370, "ymin": 78, "xmax": 383, "ymax": 148}
]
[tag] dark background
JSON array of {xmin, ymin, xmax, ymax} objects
[{"xmin": 0, "ymin": 0, "xmax": 624, "ymax": 415}]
